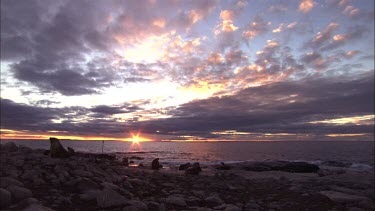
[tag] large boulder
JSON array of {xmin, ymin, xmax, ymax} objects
[
  {"xmin": 6, "ymin": 185, "xmax": 32, "ymax": 201},
  {"xmin": 77, "ymin": 178, "xmax": 100, "ymax": 192},
  {"xmin": 179, "ymin": 163, "xmax": 191, "ymax": 170},
  {"xmin": 0, "ymin": 177, "xmax": 24, "ymax": 188},
  {"xmin": 96, "ymin": 188, "xmax": 127, "ymax": 208},
  {"xmin": 49, "ymin": 138, "xmax": 69, "ymax": 158},
  {"xmin": 1, "ymin": 142, "xmax": 18, "ymax": 152},
  {"xmin": 185, "ymin": 162, "xmax": 202, "ymax": 175},
  {"xmin": 22, "ymin": 204, "xmax": 55, "ymax": 211},
  {"xmin": 166, "ymin": 194, "xmax": 187, "ymax": 207},
  {"xmin": 0, "ymin": 188, "xmax": 11, "ymax": 209},
  {"xmin": 151, "ymin": 158, "xmax": 163, "ymax": 170}
]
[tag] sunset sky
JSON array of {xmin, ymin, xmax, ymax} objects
[{"xmin": 1, "ymin": 0, "xmax": 374, "ymax": 141}]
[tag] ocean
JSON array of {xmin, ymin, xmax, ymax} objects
[{"xmin": 1, "ymin": 140, "xmax": 374, "ymax": 171}]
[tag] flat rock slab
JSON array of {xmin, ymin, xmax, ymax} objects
[{"xmin": 319, "ymin": 191, "xmax": 370, "ymax": 203}]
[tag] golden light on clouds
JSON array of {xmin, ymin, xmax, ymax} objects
[
  {"xmin": 122, "ymin": 33, "xmax": 171, "ymax": 63},
  {"xmin": 299, "ymin": 0, "xmax": 315, "ymax": 13},
  {"xmin": 309, "ymin": 115, "xmax": 374, "ymax": 125}
]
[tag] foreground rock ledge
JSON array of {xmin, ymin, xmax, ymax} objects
[{"xmin": 0, "ymin": 141, "xmax": 374, "ymax": 211}]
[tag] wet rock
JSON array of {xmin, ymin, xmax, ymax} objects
[
  {"xmin": 0, "ymin": 177, "xmax": 23, "ymax": 188},
  {"xmin": 280, "ymin": 162, "xmax": 319, "ymax": 173},
  {"xmin": 166, "ymin": 194, "xmax": 187, "ymax": 207},
  {"xmin": 179, "ymin": 163, "xmax": 191, "ymax": 170},
  {"xmin": 22, "ymin": 204, "xmax": 56, "ymax": 211},
  {"xmin": 241, "ymin": 161, "xmax": 319, "ymax": 173},
  {"xmin": 77, "ymin": 178, "xmax": 100, "ymax": 192},
  {"xmin": 96, "ymin": 188, "xmax": 127, "ymax": 208},
  {"xmin": 129, "ymin": 156, "xmax": 143, "ymax": 160},
  {"xmin": 0, "ymin": 188, "xmax": 11, "ymax": 209},
  {"xmin": 151, "ymin": 158, "xmax": 163, "ymax": 170},
  {"xmin": 216, "ymin": 162, "xmax": 232, "ymax": 170},
  {"xmin": 205, "ymin": 194, "xmax": 223, "ymax": 207},
  {"xmin": 6, "ymin": 185, "xmax": 32, "ymax": 201},
  {"xmin": 2, "ymin": 142, "xmax": 18, "ymax": 152},
  {"xmin": 185, "ymin": 162, "xmax": 202, "ymax": 175},
  {"xmin": 49, "ymin": 137, "xmax": 69, "ymax": 158}
]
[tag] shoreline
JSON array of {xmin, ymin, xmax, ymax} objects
[{"xmin": 1, "ymin": 142, "xmax": 374, "ymax": 211}]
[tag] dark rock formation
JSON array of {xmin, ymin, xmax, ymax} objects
[
  {"xmin": 49, "ymin": 138, "xmax": 69, "ymax": 158},
  {"xmin": 241, "ymin": 161, "xmax": 319, "ymax": 173},
  {"xmin": 122, "ymin": 157, "xmax": 129, "ymax": 166},
  {"xmin": 179, "ymin": 163, "xmax": 192, "ymax": 170},
  {"xmin": 1, "ymin": 142, "xmax": 18, "ymax": 152},
  {"xmin": 67, "ymin": 147, "xmax": 75, "ymax": 155},
  {"xmin": 185, "ymin": 162, "xmax": 201, "ymax": 175},
  {"xmin": 0, "ymin": 188, "xmax": 11, "ymax": 209},
  {"xmin": 151, "ymin": 158, "xmax": 163, "ymax": 170},
  {"xmin": 216, "ymin": 162, "xmax": 231, "ymax": 170}
]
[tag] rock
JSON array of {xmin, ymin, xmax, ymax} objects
[
  {"xmin": 205, "ymin": 195, "xmax": 223, "ymax": 207},
  {"xmin": 19, "ymin": 145, "xmax": 33, "ymax": 153},
  {"xmin": 77, "ymin": 178, "xmax": 100, "ymax": 192},
  {"xmin": 2, "ymin": 142, "xmax": 18, "ymax": 152},
  {"xmin": 123, "ymin": 200, "xmax": 148, "ymax": 211},
  {"xmin": 22, "ymin": 204, "xmax": 56, "ymax": 211},
  {"xmin": 151, "ymin": 158, "xmax": 163, "ymax": 170},
  {"xmin": 216, "ymin": 162, "xmax": 231, "ymax": 170},
  {"xmin": 244, "ymin": 202, "xmax": 261, "ymax": 211},
  {"xmin": 179, "ymin": 163, "xmax": 191, "ymax": 170},
  {"xmin": 96, "ymin": 188, "xmax": 127, "ymax": 208},
  {"xmin": 280, "ymin": 162, "xmax": 319, "ymax": 173},
  {"xmin": 123, "ymin": 157, "xmax": 129, "ymax": 166},
  {"xmin": 19, "ymin": 197, "xmax": 39, "ymax": 206},
  {"xmin": 138, "ymin": 163, "xmax": 144, "ymax": 168},
  {"xmin": 6, "ymin": 185, "xmax": 32, "ymax": 201},
  {"xmin": 67, "ymin": 147, "xmax": 75, "ymax": 155},
  {"xmin": 72, "ymin": 169, "xmax": 94, "ymax": 177},
  {"xmin": 0, "ymin": 188, "xmax": 11, "ymax": 209},
  {"xmin": 241, "ymin": 161, "xmax": 319, "ymax": 173},
  {"xmin": 79, "ymin": 189, "xmax": 101, "ymax": 201},
  {"xmin": 348, "ymin": 207, "xmax": 364, "ymax": 211},
  {"xmin": 185, "ymin": 162, "xmax": 202, "ymax": 175},
  {"xmin": 0, "ymin": 177, "xmax": 24, "ymax": 188},
  {"xmin": 148, "ymin": 202, "xmax": 166, "ymax": 211},
  {"xmin": 49, "ymin": 137, "xmax": 69, "ymax": 158},
  {"xmin": 101, "ymin": 182, "xmax": 120, "ymax": 191},
  {"xmin": 319, "ymin": 191, "xmax": 370, "ymax": 203},
  {"xmin": 166, "ymin": 194, "xmax": 187, "ymax": 207},
  {"xmin": 224, "ymin": 204, "xmax": 241, "ymax": 211}
]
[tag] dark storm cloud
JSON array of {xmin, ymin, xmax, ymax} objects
[
  {"xmin": 129, "ymin": 71, "xmax": 374, "ymax": 136},
  {"xmin": 90, "ymin": 104, "xmax": 140, "ymax": 115},
  {"xmin": 0, "ymin": 98, "xmax": 139, "ymax": 136}
]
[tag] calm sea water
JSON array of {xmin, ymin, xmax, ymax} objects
[{"xmin": 1, "ymin": 140, "xmax": 374, "ymax": 170}]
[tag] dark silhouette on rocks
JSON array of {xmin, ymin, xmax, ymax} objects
[
  {"xmin": 49, "ymin": 137, "xmax": 69, "ymax": 158},
  {"xmin": 179, "ymin": 163, "xmax": 192, "ymax": 170},
  {"xmin": 151, "ymin": 158, "xmax": 163, "ymax": 170}
]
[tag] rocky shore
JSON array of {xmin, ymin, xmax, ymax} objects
[{"xmin": 0, "ymin": 140, "xmax": 374, "ymax": 211}]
